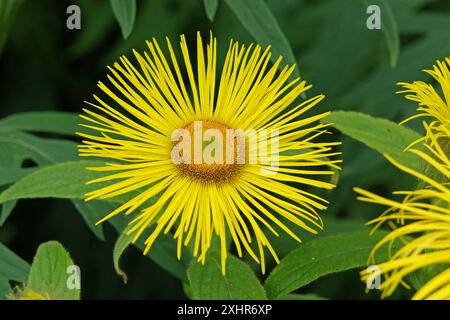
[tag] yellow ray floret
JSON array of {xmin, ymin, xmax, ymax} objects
[
  {"xmin": 355, "ymin": 137, "xmax": 450, "ymax": 299},
  {"xmin": 77, "ymin": 32, "xmax": 341, "ymax": 274},
  {"xmin": 398, "ymin": 57, "xmax": 450, "ymax": 146}
]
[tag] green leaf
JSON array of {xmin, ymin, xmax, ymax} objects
[
  {"xmin": 0, "ymin": 241, "xmax": 30, "ymax": 283},
  {"xmin": 0, "ymin": 140, "xmax": 25, "ymax": 167},
  {"xmin": 276, "ymin": 293, "xmax": 327, "ymax": 300},
  {"xmin": 224, "ymin": 0, "xmax": 299, "ymax": 79},
  {"xmin": 0, "ymin": 128, "xmax": 77, "ymax": 228},
  {"xmin": 0, "ymin": 160, "xmax": 151, "ymax": 207},
  {"xmin": 108, "ymin": 216, "xmax": 190, "ymax": 282},
  {"xmin": 409, "ymin": 262, "xmax": 450, "ymax": 292},
  {"xmin": 187, "ymin": 252, "xmax": 267, "ymax": 300},
  {"xmin": 380, "ymin": 0, "xmax": 400, "ymax": 68},
  {"xmin": 264, "ymin": 231, "xmax": 390, "ymax": 299},
  {"xmin": 68, "ymin": 0, "xmax": 115, "ymax": 58},
  {"xmin": 138, "ymin": 233, "xmax": 189, "ymax": 281},
  {"xmin": 71, "ymin": 200, "xmax": 107, "ymax": 240},
  {"xmin": 264, "ymin": 216, "xmax": 369, "ymax": 260},
  {"xmin": 0, "ymin": 134, "xmax": 95, "ymax": 237},
  {"xmin": 0, "ymin": 113, "xmax": 110, "ymax": 239},
  {"xmin": 0, "ymin": 200, "xmax": 17, "ymax": 226},
  {"xmin": 27, "ymin": 241, "xmax": 80, "ymax": 300},
  {"xmin": 0, "ymin": 131, "xmax": 78, "ymax": 165},
  {"xmin": 110, "ymin": 215, "xmax": 190, "ymax": 281},
  {"xmin": 113, "ymin": 226, "xmax": 133, "ymax": 283},
  {"xmin": 0, "ymin": 277, "xmax": 10, "ymax": 299},
  {"xmin": 0, "ymin": 0, "xmax": 23, "ymax": 55},
  {"xmin": 182, "ymin": 281, "xmax": 194, "ymax": 299},
  {"xmin": 324, "ymin": 111, "xmax": 424, "ymax": 173},
  {"xmin": 0, "ymin": 161, "xmax": 105, "ymax": 204},
  {"xmin": 0, "ymin": 167, "xmax": 35, "ymax": 187},
  {"xmin": 110, "ymin": 0, "xmax": 136, "ymax": 39},
  {"xmin": 365, "ymin": 0, "xmax": 400, "ymax": 68},
  {"xmin": 203, "ymin": 0, "xmax": 218, "ymax": 22},
  {"xmin": 0, "ymin": 112, "xmax": 79, "ymax": 135},
  {"xmin": 0, "ymin": 161, "xmax": 188, "ymax": 281}
]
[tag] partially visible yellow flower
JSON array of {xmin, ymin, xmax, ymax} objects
[
  {"xmin": 355, "ymin": 136, "xmax": 450, "ymax": 299},
  {"xmin": 398, "ymin": 57, "xmax": 450, "ymax": 145},
  {"xmin": 356, "ymin": 58, "xmax": 450, "ymax": 299},
  {"xmin": 78, "ymin": 32, "xmax": 341, "ymax": 274},
  {"xmin": 9, "ymin": 288, "xmax": 50, "ymax": 300}
]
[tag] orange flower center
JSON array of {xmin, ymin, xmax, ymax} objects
[{"xmin": 174, "ymin": 120, "xmax": 245, "ymax": 183}]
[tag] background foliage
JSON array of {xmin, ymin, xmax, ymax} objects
[{"xmin": 0, "ymin": 0, "xmax": 449, "ymax": 299}]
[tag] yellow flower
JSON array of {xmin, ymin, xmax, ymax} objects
[
  {"xmin": 77, "ymin": 32, "xmax": 340, "ymax": 274},
  {"xmin": 9, "ymin": 288, "xmax": 50, "ymax": 300},
  {"xmin": 398, "ymin": 57, "xmax": 450, "ymax": 145},
  {"xmin": 355, "ymin": 136, "xmax": 450, "ymax": 299}
]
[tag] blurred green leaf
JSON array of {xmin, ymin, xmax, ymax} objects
[
  {"xmin": 0, "ymin": 160, "xmax": 153, "ymax": 206},
  {"xmin": 0, "ymin": 0, "xmax": 23, "ymax": 55},
  {"xmin": 136, "ymin": 233, "xmax": 189, "ymax": 282},
  {"xmin": 409, "ymin": 263, "xmax": 450, "ymax": 292},
  {"xmin": 0, "ymin": 111, "xmax": 79, "ymax": 135},
  {"xmin": 364, "ymin": 0, "xmax": 400, "ymax": 68},
  {"xmin": 71, "ymin": 200, "xmax": 106, "ymax": 240},
  {"xmin": 110, "ymin": 0, "xmax": 136, "ymax": 39},
  {"xmin": 0, "ymin": 142, "xmax": 27, "ymax": 219},
  {"xmin": 0, "ymin": 127, "xmax": 94, "ymax": 236},
  {"xmin": 276, "ymin": 293, "xmax": 327, "ymax": 300},
  {"xmin": 102, "ymin": 0, "xmax": 198, "ymax": 64},
  {"xmin": 0, "ymin": 112, "xmax": 108, "ymax": 238},
  {"xmin": 264, "ymin": 231, "xmax": 390, "ymax": 299},
  {"xmin": 0, "ymin": 131, "xmax": 78, "ymax": 165},
  {"xmin": 263, "ymin": 216, "xmax": 369, "ymax": 261},
  {"xmin": 187, "ymin": 251, "xmax": 266, "ymax": 300},
  {"xmin": 0, "ymin": 277, "xmax": 9, "ymax": 299},
  {"xmin": 379, "ymin": 0, "xmax": 400, "ymax": 68},
  {"xmin": 341, "ymin": 31, "xmax": 450, "ymax": 119},
  {"xmin": 0, "ymin": 161, "xmax": 188, "ymax": 281},
  {"xmin": 224, "ymin": 0, "xmax": 299, "ymax": 79},
  {"xmin": 0, "ymin": 241, "xmax": 29, "ymax": 283},
  {"xmin": 0, "ymin": 240, "xmax": 29, "ymax": 297},
  {"xmin": 113, "ymin": 226, "xmax": 133, "ymax": 283},
  {"xmin": 399, "ymin": 11, "xmax": 450, "ymax": 34},
  {"xmin": 108, "ymin": 217, "xmax": 190, "ymax": 282},
  {"xmin": 324, "ymin": 111, "xmax": 424, "ymax": 173},
  {"xmin": 27, "ymin": 241, "xmax": 80, "ymax": 300},
  {"xmin": 203, "ymin": 0, "xmax": 218, "ymax": 22},
  {"xmin": 0, "ymin": 200, "xmax": 16, "ymax": 226},
  {"xmin": 0, "ymin": 167, "xmax": 35, "ymax": 187},
  {"xmin": 0, "ymin": 161, "xmax": 104, "ymax": 204},
  {"xmin": 300, "ymin": 0, "xmax": 380, "ymax": 102},
  {"xmin": 0, "ymin": 140, "xmax": 24, "ymax": 167},
  {"xmin": 68, "ymin": 0, "xmax": 115, "ymax": 58},
  {"xmin": 182, "ymin": 281, "xmax": 193, "ymax": 299}
]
